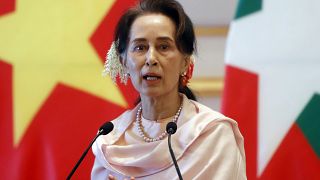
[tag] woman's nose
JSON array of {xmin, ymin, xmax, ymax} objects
[{"xmin": 145, "ymin": 48, "xmax": 158, "ymax": 66}]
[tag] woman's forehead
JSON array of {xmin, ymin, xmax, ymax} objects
[{"xmin": 129, "ymin": 14, "xmax": 176, "ymax": 41}]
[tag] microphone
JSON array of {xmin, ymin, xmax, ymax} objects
[
  {"xmin": 166, "ymin": 122, "xmax": 183, "ymax": 180},
  {"xmin": 67, "ymin": 121, "xmax": 114, "ymax": 180}
]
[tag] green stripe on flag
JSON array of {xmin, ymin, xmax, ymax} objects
[
  {"xmin": 235, "ymin": 0, "xmax": 262, "ymax": 19},
  {"xmin": 296, "ymin": 93, "xmax": 320, "ymax": 158}
]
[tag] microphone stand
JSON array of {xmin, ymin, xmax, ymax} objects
[
  {"xmin": 66, "ymin": 130, "xmax": 103, "ymax": 180},
  {"xmin": 168, "ymin": 133, "xmax": 183, "ymax": 180},
  {"xmin": 67, "ymin": 122, "xmax": 113, "ymax": 180}
]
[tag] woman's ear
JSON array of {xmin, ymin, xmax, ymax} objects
[{"xmin": 181, "ymin": 56, "xmax": 191, "ymax": 74}]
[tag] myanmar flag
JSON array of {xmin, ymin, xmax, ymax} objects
[
  {"xmin": 222, "ymin": 0, "xmax": 320, "ymax": 179},
  {"xmin": 0, "ymin": 0, "xmax": 137, "ymax": 179}
]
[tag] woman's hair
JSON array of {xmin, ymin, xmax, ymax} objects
[{"xmin": 114, "ymin": 0, "xmax": 197, "ymax": 101}]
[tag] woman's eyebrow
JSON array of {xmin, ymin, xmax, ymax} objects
[
  {"xmin": 131, "ymin": 38, "xmax": 147, "ymax": 43},
  {"xmin": 130, "ymin": 37, "xmax": 174, "ymax": 43},
  {"xmin": 157, "ymin": 36, "xmax": 174, "ymax": 42}
]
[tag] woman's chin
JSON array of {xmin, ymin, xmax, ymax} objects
[{"xmin": 140, "ymin": 90, "xmax": 162, "ymax": 98}]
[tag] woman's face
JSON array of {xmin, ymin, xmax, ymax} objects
[{"xmin": 124, "ymin": 14, "xmax": 189, "ymax": 98}]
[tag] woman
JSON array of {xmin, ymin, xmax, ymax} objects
[{"xmin": 92, "ymin": 0, "xmax": 246, "ymax": 179}]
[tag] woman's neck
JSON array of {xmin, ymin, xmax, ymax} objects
[{"xmin": 140, "ymin": 92, "xmax": 181, "ymax": 121}]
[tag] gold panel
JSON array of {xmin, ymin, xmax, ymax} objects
[
  {"xmin": 189, "ymin": 77, "xmax": 224, "ymax": 97},
  {"xmin": 195, "ymin": 26, "xmax": 229, "ymax": 36}
]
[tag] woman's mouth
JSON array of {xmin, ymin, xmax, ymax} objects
[
  {"xmin": 143, "ymin": 75, "xmax": 161, "ymax": 80},
  {"xmin": 142, "ymin": 73, "xmax": 161, "ymax": 85}
]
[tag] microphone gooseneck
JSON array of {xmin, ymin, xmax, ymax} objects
[
  {"xmin": 166, "ymin": 122, "xmax": 183, "ymax": 180},
  {"xmin": 67, "ymin": 121, "xmax": 114, "ymax": 180}
]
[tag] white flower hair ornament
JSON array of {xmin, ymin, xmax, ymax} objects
[{"xmin": 102, "ymin": 41, "xmax": 128, "ymax": 84}]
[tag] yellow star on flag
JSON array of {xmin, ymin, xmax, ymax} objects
[{"xmin": 0, "ymin": 0, "xmax": 127, "ymax": 145}]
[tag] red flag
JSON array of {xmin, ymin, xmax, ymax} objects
[{"xmin": 0, "ymin": 0, "xmax": 137, "ymax": 179}]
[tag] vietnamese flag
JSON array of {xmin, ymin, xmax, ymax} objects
[
  {"xmin": 0, "ymin": 0, "xmax": 137, "ymax": 179},
  {"xmin": 222, "ymin": 0, "xmax": 320, "ymax": 179}
]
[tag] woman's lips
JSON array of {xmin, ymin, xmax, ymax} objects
[
  {"xmin": 142, "ymin": 73, "xmax": 161, "ymax": 85},
  {"xmin": 145, "ymin": 76, "xmax": 159, "ymax": 80},
  {"xmin": 142, "ymin": 73, "xmax": 161, "ymax": 80}
]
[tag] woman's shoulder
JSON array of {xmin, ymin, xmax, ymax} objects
[
  {"xmin": 110, "ymin": 108, "xmax": 134, "ymax": 124},
  {"xmin": 185, "ymin": 99, "xmax": 245, "ymax": 154},
  {"xmin": 94, "ymin": 106, "xmax": 138, "ymax": 146},
  {"xmin": 184, "ymin": 98, "xmax": 242, "ymax": 140},
  {"xmin": 188, "ymin": 99, "xmax": 234, "ymax": 123},
  {"xmin": 110, "ymin": 104, "xmax": 141, "ymax": 125},
  {"xmin": 181, "ymin": 95, "xmax": 239, "ymax": 132}
]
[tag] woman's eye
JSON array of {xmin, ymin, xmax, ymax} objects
[
  {"xmin": 159, "ymin": 44, "xmax": 169, "ymax": 50},
  {"xmin": 133, "ymin": 45, "xmax": 146, "ymax": 51}
]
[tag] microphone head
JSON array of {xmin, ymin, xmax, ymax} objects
[
  {"xmin": 99, "ymin": 122, "xmax": 114, "ymax": 135},
  {"xmin": 166, "ymin": 122, "xmax": 177, "ymax": 134}
]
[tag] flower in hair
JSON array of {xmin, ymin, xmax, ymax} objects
[{"xmin": 102, "ymin": 41, "xmax": 128, "ymax": 84}]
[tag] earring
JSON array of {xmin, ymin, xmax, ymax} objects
[
  {"xmin": 181, "ymin": 73, "xmax": 188, "ymax": 87},
  {"xmin": 181, "ymin": 63, "xmax": 194, "ymax": 87}
]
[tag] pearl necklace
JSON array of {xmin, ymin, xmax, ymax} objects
[{"xmin": 135, "ymin": 105, "xmax": 183, "ymax": 143}]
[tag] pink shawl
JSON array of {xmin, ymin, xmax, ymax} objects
[{"xmin": 92, "ymin": 95, "xmax": 246, "ymax": 179}]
